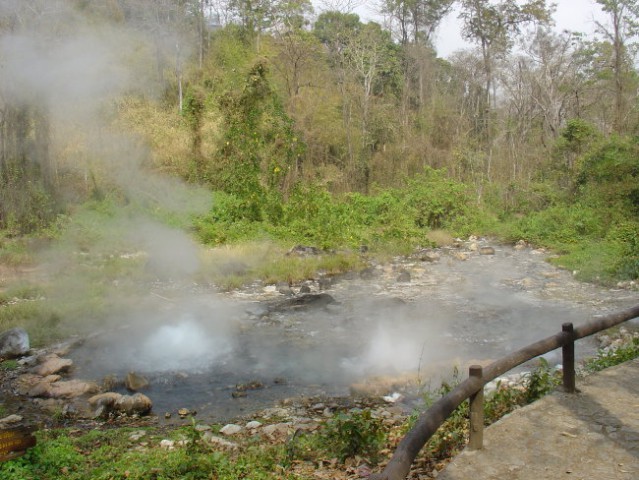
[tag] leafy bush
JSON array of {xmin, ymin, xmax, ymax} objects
[
  {"xmin": 523, "ymin": 358, "xmax": 560, "ymax": 402},
  {"xmin": 577, "ymin": 136, "xmax": 639, "ymax": 212},
  {"xmin": 321, "ymin": 409, "xmax": 386, "ymax": 462},
  {"xmin": 609, "ymin": 221, "xmax": 639, "ymax": 279},
  {"xmin": 584, "ymin": 338, "xmax": 639, "ymax": 373},
  {"xmin": 505, "ymin": 203, "xmax": 607, "ymax": 249}
]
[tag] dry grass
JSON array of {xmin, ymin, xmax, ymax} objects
[{"xmin": 426, "ymin": 229, "xmax": 455, "ymax": 247}]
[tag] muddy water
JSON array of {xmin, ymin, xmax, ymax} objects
[{"xmin": 69, "ymin": 240, "xmax": 639, "ymax": 421}]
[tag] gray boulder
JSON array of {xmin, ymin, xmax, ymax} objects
[{"xmin": 0, "ymin": 327, "xmax": 30, "ymax": 357}]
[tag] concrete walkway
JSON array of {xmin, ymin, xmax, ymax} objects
[{"xmin": 438, "ymin": 358, "xmax": 639, "ymax": 480}]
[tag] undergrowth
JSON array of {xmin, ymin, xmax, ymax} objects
[{"xmin": 583, "ymin": 337, "xmax": 639, "ymax": 373}]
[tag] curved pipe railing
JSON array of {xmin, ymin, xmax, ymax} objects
[{"xmin": 371, "ymin": 303, "xmax": 639, "ymax": 480}]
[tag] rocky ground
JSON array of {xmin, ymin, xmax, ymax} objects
[{"xmin": 1, "ymin": 237, "xmax": 638, "ymax": 478}]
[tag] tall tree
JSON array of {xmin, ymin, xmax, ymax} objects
[
  {"xmin": 458, "ymin": 0, "xmax": 552, "ymax": 109},
  {"xmin": 314, "ymin": 11, "xmax": 363, "ymax": 174},
  {"xmin": 595, "ymin": 0, "xmax": 639, "ymax": 133},
  {"xmin": 382, "ymin": 0, "xmax": 454, "ymax": 46}
]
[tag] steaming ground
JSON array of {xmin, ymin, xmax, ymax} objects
[{"xmin": 68, "ymin": 243, "xmax": 639, "ymax": 421}]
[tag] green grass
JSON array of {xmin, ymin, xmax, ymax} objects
[
  {"xmin": 583, "ymin": 337, "xmax": 639, "ymax": 373},
  {"xmin": 0, "ymin": 427, "xmax": 297, "ymax": 480}
]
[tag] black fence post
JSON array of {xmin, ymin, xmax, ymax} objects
[{"xmin": 562, "ymin": 323, "xmax": 576, "ymax": 393}]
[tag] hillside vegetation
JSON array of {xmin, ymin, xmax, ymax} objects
[{"xmin": 1, "ymin": 0, "xmax": 638, "ymax": 288}]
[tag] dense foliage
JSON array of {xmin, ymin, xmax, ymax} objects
[{"xmin": 1, "ymin": 0, "xmax": 638, "ymax": 285}]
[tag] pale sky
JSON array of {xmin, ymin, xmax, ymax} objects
[{"xmin": 351, "ymin": 0, "xmax": 609, "ymax": 58}]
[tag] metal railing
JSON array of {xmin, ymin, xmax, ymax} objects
[{"xmin": 371, "ymin": 303, "xmax": 639, "ymax": 480}]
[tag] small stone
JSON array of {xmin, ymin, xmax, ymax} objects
[
  {"xmin": 0, "ymin": 328, "xmax": 30, "ymax": 357},
  {"xmin": 159, "ymin": 439, "xmax": 175, "ymax": 450},
  {"xmin": 246, "ymin": 421, "xmax": 262, "ymax": 429},
  {"xmin": 0, "ymin": 414, "xmax": 23, "ymax": 426},
  {"xmin": 125, "ymin": 372, "xmax": 149, "ymax": 392},
  {"xmin": 204, "ymin": 433, "xmax": 238, "ymax": 450},
  {"xmin": 396, "ymin": 270, "xmax": 411, "ymax": 283},
  {"xmin": 276, "ymin": 282, "xmax": 293, "ymax": 295},
  {"xmin": 479, "ymin": 246, "xmax": 495, "ymax": 255},
  {"xmin": 262, "ymin": 423, "xmax": 290, "ymax": 439},
  {"xmin": 33, "ymin": 354, "xmax": 73, "ymax": 376},
  {"xmin": 89, "ymin": 392, "xmax": 123, "ymax": 408},
  {"xmin": 419, "ymin": 251, "xmax": 440, "ymax": 262},
  {"xmin": 164, "ymin": 412, "xmax": 172, "ymax": 419},
  {"xmin": 220, "ymin": 424, "xmax": 242, "ymax": 436},
  {"xmin": 115, "ymin": 393, "xmax": 153, "ymax": 416},
  {"xmin": 129, "ymin": 431, "xmax": 146, "ymax": 441}
]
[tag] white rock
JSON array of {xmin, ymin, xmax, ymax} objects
[
  {"xmin": 159, "ymin": 439, "xmax": 175, "ymax": 450},
  {"xmin": 262, "ymin": 423, "xmax": 290, "ymax": 439},
  {"xmin": 203, "ymin": 432, "xmax": 238, "ymax": 450},
  {"xmin": 0, "ymin": 328, "xmax": 30, "ymax": 357},
  {"xmin": 0, "ymin": 414, "xmax": 23, "ymax": 426},
  {"xmin": 220, "ymin": 424, "xmax": 242, "ymax": 436},
  {"xmin": 129, "ymin": 431, "xmax": 147, "ymax": 441},
  {"xmin": 246, "ymin": 421, "xmax": 262, "ymax": 430},
  {"xmin": 382, "ymin": 392, "xmax": 404, "ymax": 403}
]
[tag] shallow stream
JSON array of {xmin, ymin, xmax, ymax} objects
[{"xmin": 69, "ymin": 240, "xmax": 639, "ymax": 421}]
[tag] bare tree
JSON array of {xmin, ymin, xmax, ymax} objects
[{"xmin": 595, "ymin": 0, "xmax": 639, "ymax": 132}]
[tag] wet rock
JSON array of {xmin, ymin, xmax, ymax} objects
[
  {"xmin": 16, "ymin": 354, "xmax": 38, "ymax": 367},
  {"xmin": 273, "ymin": 293, "xmax": 337, "ymax": 310},
  {"xmin": 262, "ymin": 423, "xmax": 291, "ymax": 440},
  {"xmin": 125, "ymin": 372, "xmax": 149, "ymax": 392},
  {"xmin": 33, "ymin": 354, "xmax": 73, "ymax": 376},
  {"xmin": 396, "ymin": 270, "xmax": 411, "ymax": 283},
  {"xmin": 115, "ymin": 393, "xmax": 152, "ymax": 415},
  {"xmin": 276, "ymin": 282, "xmax": 293, "ymax": 295},
  {"xmin": 102, "ymin": 374, "xmax": 121, "ymax": 391},
  {"xmin": 160, "ymin": 439, "xmax": 175, "ymax": 450},
  {"xmin": 129, "ymin": 431, "xmax": 147, "ymax": 441},
  {"xmin": 14, "ymin": 373, "xmax": 45, "ymax": 395},
  {"xmin": 479, "ymin": 246, "xmax": 496, "ymax": 255},
  {"xmin": 452, "ymin": 251, "xmax": 470, "ymax": 261},
  {"xmin": 220, "ymin": 424, "xmax": 242, "ymax": 435},
  {"xmin": 245, "ymin": 303, "xmax": 269, "ymax": 318},
  {"xmin": 0, "ymin": 327, "xmax": 30, "ymax": 357},
  {"xmin": 89, "ymin": 392, "xmax": 122, "ymax": 409},
  {"xmin": 0, "ymin": 414, "xmax": 23, "ymax": 427},
  {"xmin": 318, "ymin": 276, "xmax": 333, "ymax": 290},
  {"xmin": 46, "ymin": 379, "xmax": 99, "ymax": 399},
  {"xmin": 178, "ymin": 408, "xmax": 194, "ymax": 418},
  {"xmin": 299, "ymin": 284, "xmax": 311, "ymax": 294},
  {"xmin": 203, "ymin": 432, "xmax": 238, "ymax": 450},
  {"xmin": 89, "ymin": 392, "xmax": 152, "ymax": 416},
  {"xmin": 359, "ymin": 267, "xmax": 377, "ymax": 280},
  {"xmin": 514, "ymin": 239, "xmax": 528, "ymax": 250},
  {"xmin": 417, "ymin": 250, "xmax": 441, "ymax": 262},
  {"xmin": 287, "ymin": 245, "xmax": 320, "ymax": 256},
  {"xmin": 26, "ymin": 381, "xmax": 52, "ymax": 398}
]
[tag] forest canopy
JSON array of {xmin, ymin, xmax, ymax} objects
[{"xmin": 0, "ymin": 0, "xmax": 638, "ymax": 283}]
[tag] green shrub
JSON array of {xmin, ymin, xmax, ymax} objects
[
  {"xmin": 321, "ymin": 409, "xmax": 386, "ymax": 462},
  {"xmin": 584, "ymin": 338, "xmax": 639, "ymax": 373}
]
